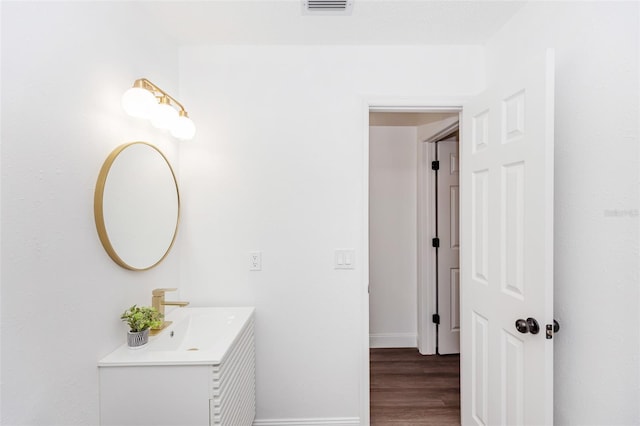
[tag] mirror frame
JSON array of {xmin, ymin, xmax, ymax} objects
[{"xmin": 94, "ymin": 142, "xmax": 180, "ymax": 271}]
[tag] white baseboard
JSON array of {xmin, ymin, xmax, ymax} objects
[
  {"xmin": 369, "ymin": 332, "xmax": 416, "ymax": 348},
  {"xmin": 253, "ymin": 417, "xmax": 360, "ymax": 426}
]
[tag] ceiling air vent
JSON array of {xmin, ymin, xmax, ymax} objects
[{"xmin": 302, "ymin": 0, "xmax": 353, "ymax": 15}]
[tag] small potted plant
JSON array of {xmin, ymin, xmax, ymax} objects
[{"xmin": 120, "ymin": 305, "xmax": 163, "ymax": 348}]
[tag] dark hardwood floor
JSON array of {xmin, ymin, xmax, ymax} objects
[{"xmin": 370, "ymin": 348, "xmax": 460, "ymax": 425}]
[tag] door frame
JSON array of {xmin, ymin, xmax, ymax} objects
[
  {"xmin": 362, "ymin": 98, "xmax": 468, "ymax": 424},
  {"xmin": 418, "ymin": 119, "xmax": 461, "ymax": 356}
]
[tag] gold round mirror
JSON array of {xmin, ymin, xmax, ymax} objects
[{"xmin": 94, "ymin": 142, "xmax": 180, "ymax": 271}]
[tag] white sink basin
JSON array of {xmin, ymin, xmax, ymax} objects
[{"xmin": 98, "ymin": 306, "xmax": 255, "ymax": 366}]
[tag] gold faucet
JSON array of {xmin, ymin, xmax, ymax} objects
[{"xmin": 150, "ymin": 288, "xmax": 189, "ymax": 335}]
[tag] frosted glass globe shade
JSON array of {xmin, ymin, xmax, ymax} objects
[
  {"xmin": 121, "ymin": 88, "xmax": 156, "ymax": 119},
  {"xmin": 170, "ymin": 116, "xmax": 196, "ymax": 140},
  {"xmin": 150, "ymin": 103, "xmax": 178, "ymax": 130}
]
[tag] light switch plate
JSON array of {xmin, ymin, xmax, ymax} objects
[
  {"xmin": 249, "ymin": 251, "xmax": 262, "ymax": 271},
  {"xmin": 334, "ymin": 249, "xmax": 355, "ymax": 269}
]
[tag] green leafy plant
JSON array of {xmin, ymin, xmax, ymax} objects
[{"xmin": 120, "ymin": 305, "xmax": 163, "ymax": 332}]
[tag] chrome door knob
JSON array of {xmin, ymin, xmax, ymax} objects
[{"xmin": 515, "ymin": 317, "xmax": 540, "ymax": 334}]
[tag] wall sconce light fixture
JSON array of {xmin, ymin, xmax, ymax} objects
[{"xmin": 122, "ymin": 78, "xmax": 196, "ymax": 140}]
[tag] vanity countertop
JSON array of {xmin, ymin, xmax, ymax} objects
[{"xmin": 98, "ymin": 306, "xmax": 255, "ymax": 367}]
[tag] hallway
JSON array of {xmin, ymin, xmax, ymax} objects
[{"xmin": 370, "ymin": 348, "xmax": 460, "ymax": 425}]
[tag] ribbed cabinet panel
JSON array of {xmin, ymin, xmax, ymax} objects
[{"xmin": 210, "ymin": 317, "xmax": 255, "ymax": 426}]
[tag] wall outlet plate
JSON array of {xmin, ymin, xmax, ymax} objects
[{"xmin": 249, "ymin": 251, "xmax": 262, "ymax": 271}]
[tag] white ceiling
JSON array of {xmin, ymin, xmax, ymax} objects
[{"xmin": 144, "ymin": 1, "xmax": 526, "ymax": 45}]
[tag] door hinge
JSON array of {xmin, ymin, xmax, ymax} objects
[
  {"xmin": 432, "ymin": 237, "xmax": 440, "ymax": 248},
  {"xmin": 431, "ymin": 160, "xmax": 440, "ymax": 171},
  {"xmin": 432, "ymin": 314, "xmax": 440, "ymax": 325}
]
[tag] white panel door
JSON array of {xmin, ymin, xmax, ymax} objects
[
  {"xmin": 460, "ymin": 49, "xmax": 555, "ymax": 425},
  {"xmin": 437, "ymin": 139, "xmax": 460, "ymax": 355}
]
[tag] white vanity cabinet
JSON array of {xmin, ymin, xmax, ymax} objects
[
  {"xmin": 210, "ymin": 316, "xmax": 255, "ymax": 425},
  {"xmin": 98, "ymin": 308, "xmax": 255, "ymax": 426}
]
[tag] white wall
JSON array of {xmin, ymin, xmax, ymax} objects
[
  {"xmin": 178, "ymin": 45, "xmax": 483, "ymax": 422},
  {"xmin": 486, "ymin": 2, "xmax": 639, "ymax": 424},
  {"xmin": 369, "ymin": 126, "xmax": 418, "ymax": 348},
  {"xmin": 3, "ymin": 2, "xmax": 634, "ymax": 425},
  {"xmin": 1, "ymin": 3, "xmax": 181, "ymax": 424}
]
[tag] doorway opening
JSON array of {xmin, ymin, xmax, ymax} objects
[{"xmin": 368, "ymin": 109, "xmax": 461, "ymax": 424}]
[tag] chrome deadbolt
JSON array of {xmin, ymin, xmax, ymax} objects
[{"xmin": 515, "ymin": 317, "xmax": 540, "ymax": 334}]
